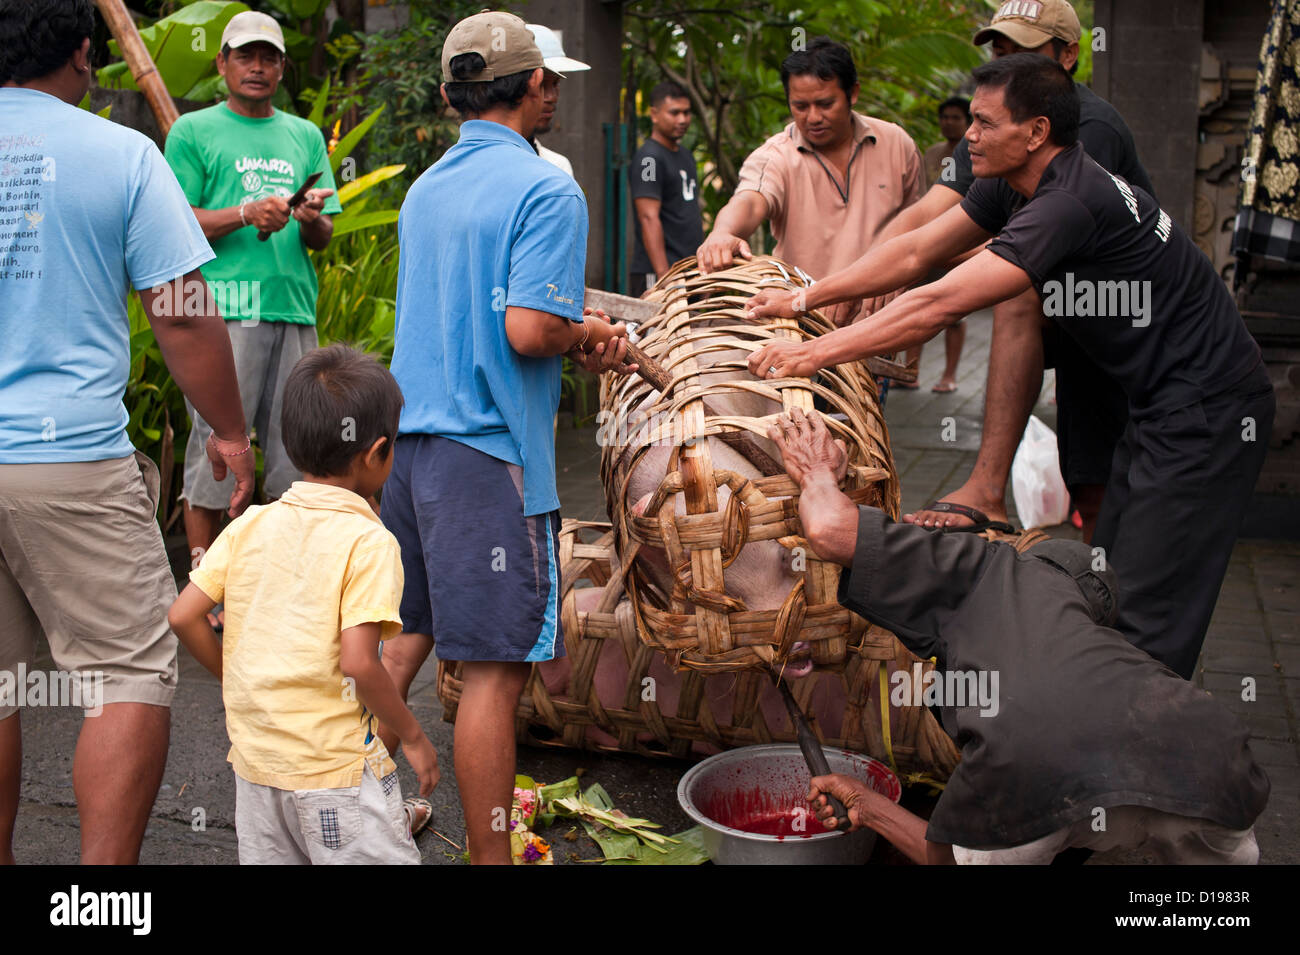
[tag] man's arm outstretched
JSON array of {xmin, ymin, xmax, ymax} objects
[{"xmin": 748, "ymin": 249, "xmax": 1033, "ymax": 379}]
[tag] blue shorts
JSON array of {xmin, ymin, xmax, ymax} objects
[{"xmin": 380, "ymin": 434, "xmax": 564, "ymax": 663}]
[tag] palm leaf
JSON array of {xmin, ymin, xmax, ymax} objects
[
  {"xmin": 331, "ymin": 210, "xmax": 399, "ymax": 238},
  {"xmin": 329, "ymin": 105, "xmax": 385, "ymax": 175},
  {"xmin": 337, "ymin": 163, "xmax": 406, "ymax": 204}
]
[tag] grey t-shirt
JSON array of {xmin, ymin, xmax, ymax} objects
[
  {"xmin": 628, "ymin": 138, "xmax": 704, "ymax": 273},
  {"xmin": 837, "ymin": 506, "xmax": 1270, "ymax": 850}
]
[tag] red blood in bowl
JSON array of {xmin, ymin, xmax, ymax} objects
[{"xmin": 699, "ymin": 787, "xmax": 819, "ymax": 839}]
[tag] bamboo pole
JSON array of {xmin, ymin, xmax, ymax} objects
[{"xmin": 94, "ymin": 0, "xmax": 180, "ymax": 135}]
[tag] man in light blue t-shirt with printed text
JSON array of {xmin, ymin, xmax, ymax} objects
[{"xmin": 0, "ymin": 0, "xmax": 253, "ymax": 864}]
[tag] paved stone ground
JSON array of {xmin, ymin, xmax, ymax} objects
[{"xmin": 11, "ymin": 311, "xmax": 1298, "ymax": 864}]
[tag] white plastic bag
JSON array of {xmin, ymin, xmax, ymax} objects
[{"xmin": 1010, "ymin": 415, "xmax": 1069, "ymax": 528}]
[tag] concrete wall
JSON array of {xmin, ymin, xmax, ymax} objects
[
  {"xmin": 1204, "ymin": 0, "xmax": 1272, "ymax": 63},
  {"xmin": 87, "ymin": 88, "xmax": 207, "ymax": 151},
  {"xmin": 515, "ymin": 0, "xmax": 624, "ymax": 288},
  {"xmin": 1093, "ymin": 0, "xmax": 1204, "ymax": 232}
]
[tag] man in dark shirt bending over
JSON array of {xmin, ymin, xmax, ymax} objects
[
  {"xmin": 748, "ymin": 54, "xmax": 1274, "ymax": 681},
  {"xmin": 769, "ymin": 409, "xmax": 1268, "ymax": 864}
]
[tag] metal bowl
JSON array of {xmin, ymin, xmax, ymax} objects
[{"xmin": 677, "ymin": 743, "xmax": 901, "ymax": 865}]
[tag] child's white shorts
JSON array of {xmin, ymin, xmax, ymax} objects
[{"xmin": 235, "ymin": 762, "xmax": 421, "ymax": 865}]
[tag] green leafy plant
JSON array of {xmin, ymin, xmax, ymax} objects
[
  {"xmin": 125, "ymin": 293, "xmax": 189, "ymax": 528},
  {"xmin": 313, "ymin": 230, "xmax": 399, "ymax": 362},
  {"xmin": 262, "ymin": 0, "xmax": 330, "ymax": 18},
  {"xmin": 332, "ymin": 162, "xmax": 405, "ymax": 236},
  {"xmin": 357, "ymin": 0, "xmax": 485, "ymax": 181}
]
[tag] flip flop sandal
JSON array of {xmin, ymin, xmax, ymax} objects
[
  {"xmin": 404, "ymin": 796, "xmax": 433, "ymax": 837},
  {"xmin": 931, "ymin": 383, "xmax": 958, "ymax": 393},
  {"xmin": 916, "ymin": 500, "xmax": 1016, "ymax": 535}
]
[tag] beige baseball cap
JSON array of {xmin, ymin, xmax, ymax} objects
[
  {"xmin": 220, "ymin": 10, "xmax": 286, "ymax": 54},
  {"xmin": 973, "ymin": 0, "xmax": 1082, "ymax": 49},
  {"xmin": 441, "ymin": 11, "xmax": 545, "ymax": 82}
]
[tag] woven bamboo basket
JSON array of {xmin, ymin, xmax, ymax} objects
[
  {"xmin": 436, "ymin": 521, "xmax": 955, "ymax": 777},
  {"xmin": 435, "ymin": 520, "xmax": 1046, "ymax": 776},
  {"xmin": 599, "ymin": 255, "xmax": 898, "ymax": 673},
  {"xmin": 435, "ymin": 254, "xmax": 1047, "ymax": 779}
]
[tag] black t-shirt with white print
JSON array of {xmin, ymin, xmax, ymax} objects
[
  {"xmin": 628, "ymin": 138, "xmax": 705, "ymax": 273},
  {"xmin": 961, "ymin": 142, "xmax": 1260, "ymax": 419}
]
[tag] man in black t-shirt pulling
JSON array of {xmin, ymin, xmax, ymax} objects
[
  {"xmin": 628, "ymin": 81, "xmax": 703, "ymax": 296},
  {"xmin": 747, "ymin": 54, "xmax": 1275, "ymax": 680},
  {"xmin": 794, "ymin": 0, "xmax": 1149, "ymax": 543}
]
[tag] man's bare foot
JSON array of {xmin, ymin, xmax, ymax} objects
[
  {"xmin": 903, "ymin": 484, "xmax": 1009, "ymax": 530},
  {"xmin": 931, "ymin": 379, "xmax": 957, "ymax": 393}
]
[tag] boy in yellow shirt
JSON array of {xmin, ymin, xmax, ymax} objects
[{"xmin": 169, "ymin": 345, "xmax": 438, "ymax": 864}]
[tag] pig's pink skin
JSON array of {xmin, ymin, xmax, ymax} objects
[
  {"xmin": 558, "ymin": 333, "xmax": 903, "ymax": 753},
  {"xmin": 622, "ymin": 351, "xmax": 796, "ymax": 617},
  {"xmin": 536, "ymin": 588, "xmax": 909, "ymax": 755},
  {"xmin": 628, "ymin": 443, "xmax": 798, "ymax": 613}
]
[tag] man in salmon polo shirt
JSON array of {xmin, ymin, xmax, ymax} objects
[{"xmin": 696, "ymin": 36, "xmax": 924, "ymax": 399}]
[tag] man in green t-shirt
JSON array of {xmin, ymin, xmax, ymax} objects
[{"xmin": 164, "ymin": 11, "xmax": 341, "ymax": 588}]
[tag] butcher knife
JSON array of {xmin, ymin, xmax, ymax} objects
[
  {"xmin": 769, "ymin": 667, "xmax": 854, "ymax": 833},
  {"xmin": 257, "ymin": 171, "xmax": 324, "ymax": 242}
]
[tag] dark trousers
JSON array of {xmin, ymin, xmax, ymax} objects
[
  {"xmin": 628, "ymin": 272, "xmax": 657, "ymax": 297},
  {"xmin": 1092, "ymin": 365, "xmax": 1275, "ymax": 679},
  {"xmin": 1055, "ymin": 345, "xmax": 1129, "ymax": 488}
]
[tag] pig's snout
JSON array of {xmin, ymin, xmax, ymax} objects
[{"xmin": 781, "ymin": 640, "xmax": 814, "ymax": 679}]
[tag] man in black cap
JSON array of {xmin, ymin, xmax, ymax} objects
[{"xmin": 768, "ymin": 409, "xmax": 1268, "ymax": 864}]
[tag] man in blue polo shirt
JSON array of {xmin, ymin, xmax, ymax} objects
[{"xmin": 377, "ymin": 10, "xmax": 634, "ymax": 865}]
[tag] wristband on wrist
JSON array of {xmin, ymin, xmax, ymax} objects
[
  {"xmin": 239, "ymin": 203, "xmax": 248, "ymax": 227},
  {"xmin": 209, "ymin": 432, "xmax": 251, "ymax": 456},
  {"xmin": 573, "ymin": 320, "xmax": 591, "ymax": 353}
]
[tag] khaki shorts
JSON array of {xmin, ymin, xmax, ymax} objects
[
  {"xmin": 952, "ymin": 805, "xmax": 1259, "ymax": 865},
  {"xmin": 0, "ymin": 452, "xmax": 178, "ymax": 719},
  {"xmin": 182, "ymin": 321, "xmax": 318, "ymax": 510},
  {"xmin": 234, "ymin": 763, "xmax": 420, "ymax": 865}
]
